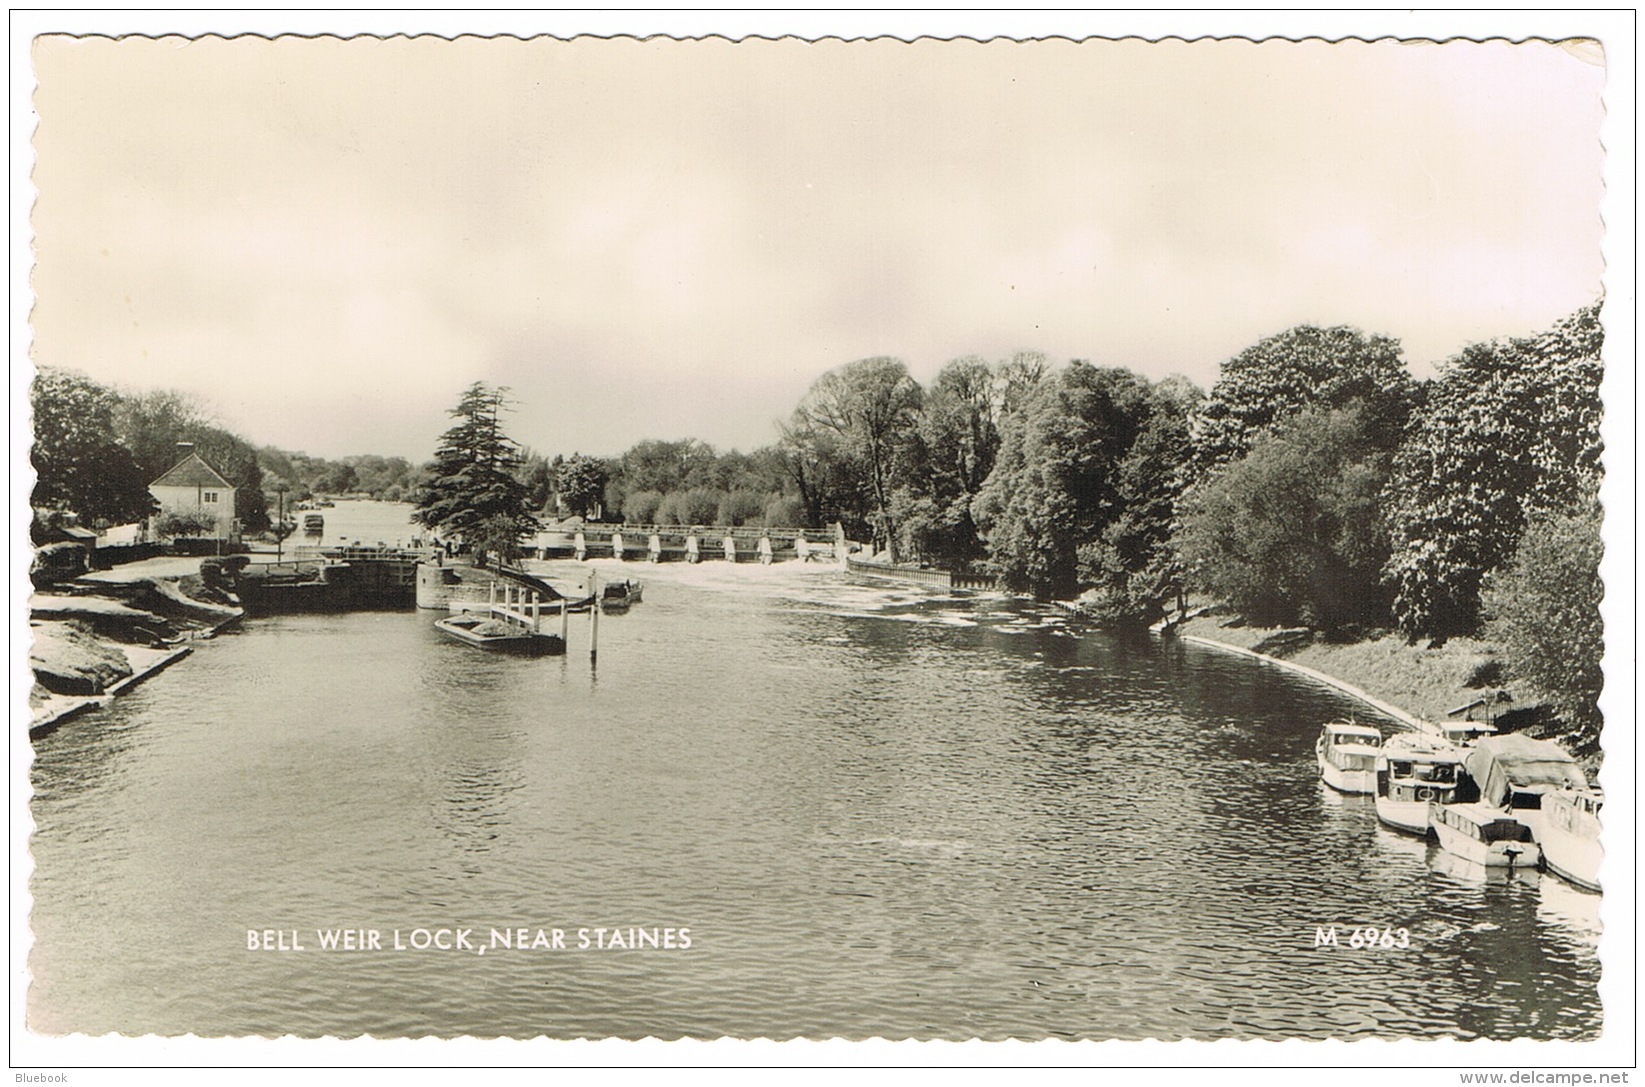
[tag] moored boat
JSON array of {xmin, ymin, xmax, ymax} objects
[
  {"xmin": 1315, "ymin": 721, "xmax": 1382, "ymax": 794},
  {"xmin": 1461, "ymin": 733, "xmax": 1590, "ymax": 842},
  {"xmin": 1374, "ymin": 733, "xmax": 1466, "ymax": 835},
  {"xmin": 433, "ymin": 613, "xmax": 565, "ymax": 655},
  {"xmin": 1538, "ymin": 788, "xmax": 1602, "ymax": 892},
  {"xmin": 601, "ymin": 578, "xmax": 644, "ymax": 612},
  {"xmin": 1431, "ymin": 802, "xmax": 1540, "ymax": 869}
]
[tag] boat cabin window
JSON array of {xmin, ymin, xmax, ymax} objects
[
  {"xmin": 1508, "ymin": 791, "xmax": 1543, "ymax": 811},
  {"xmin": 1335, "ymin": 733, "xmax": 1378, "ymax": 747},
  {"xmin": 1415, "ymin": 764, "xmax": 1455, "ymax": 784}
]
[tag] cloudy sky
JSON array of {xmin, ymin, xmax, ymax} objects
[{"xmin": 28, "ymin": 31, "xmax": 1606, "ymax": 462}]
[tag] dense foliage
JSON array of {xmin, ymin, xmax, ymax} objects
[
  {"xmin": 1382, "ymin": 305, "xmax": 1603, "ymax": 641},
  {"xmin": 412, "ymin": 383, "xmax": 539, "ymax": 565},
  {"xmin": 1188, "ymin": 325, "xmax": 1412, "ymax": 476},
  {"xmin": 30, "ymin": 368, "xmax": 271, "ymax": 535},
  {"xmin": 1481, "ymin": 506, "xmax": 1605, "ymax": 757},
  {"xmin": 971, "ymin": 363, "xmax": 1152, "ymax": 598},
  {"xmin": 1177, "ymin": 403, "xmax": 1394, "ymax": 633},
  {"xmin": 791, "ymin": 357, "xmax": 923, "ymax": 561},
  {"xmin": 30, "ymin": 369, "xmax": 154, "ymax": 530},
  {"xmin": 554, "ymin": 454, "xmax": 609, "ymax": 518}
]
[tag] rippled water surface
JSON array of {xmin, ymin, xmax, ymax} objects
[{"xmin": 29, "ymin": 513, "xmax": 1601, "ymax": 1039}]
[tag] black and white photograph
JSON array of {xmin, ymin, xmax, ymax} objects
[{"xmin": 11, "ymin": 10, "xmax": 1634, "ymax": 1078}]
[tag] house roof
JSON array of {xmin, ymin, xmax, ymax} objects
[{"xmin": 151, "ymin": 451, "xmax": 233, "ymax": 489}]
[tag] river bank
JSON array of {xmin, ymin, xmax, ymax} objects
[
  {"xmin": 28, "ymin": 557, "xmax": 244, "ymax": 737},
  {"xmin": 1163, "ymin": 604, "xmax": 1561, "ymax": 746}
]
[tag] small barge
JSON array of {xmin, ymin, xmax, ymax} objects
[{"xmin": 434, "ymin": 581, "xmax": 565, "ymax": 656}]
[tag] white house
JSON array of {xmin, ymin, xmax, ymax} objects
[{"xmin": 149, "ymin": 443, "xmax": 237, "ymax": 540}]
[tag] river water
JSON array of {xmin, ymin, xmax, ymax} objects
[{"xmin": 27, "ymin": 504, "xmax": 1602, "ymax": 1040}]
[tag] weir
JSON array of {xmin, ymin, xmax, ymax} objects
[{"xmin": 549, "ymin": 523, "xmax": 845, "ymax": 563}]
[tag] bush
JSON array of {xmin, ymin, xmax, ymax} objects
[
  {"xmin": 761, "ymin": 494, "xmax": 806, "ymax": 527},
  {"xmin": 1482, "ymin": 507, "xmax": 1604, "ymax": 756},
  {"xmin": 622, "ymin": 490, "xmax": 664, "ymax": 525},
  {"xmin": 715, "ymin": 489, "xmax": 765, "ymax": 526}
]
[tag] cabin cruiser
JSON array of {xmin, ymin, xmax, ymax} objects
[
  {"xmin": 1315, "ymin": 721, "xmax": 1382, "ymax": 794},
  {"xmin": 1538, "ymin": 788, "xmax": 1602, "ymax": 892},
  {"xmin": 1429, "ymin": 733, "xmax": 1589, "ymax": 873},
  {"xmin": 1461, "ymin": 733, "xmax": 1590, "ymax": 839},
  {"xmin": 1374, "ymin": 733, "xmax": 1466, "ymax": 835},
  {"xmin": 1431, "ymin": 802, "xmax": 1540, "ymax": 869}
]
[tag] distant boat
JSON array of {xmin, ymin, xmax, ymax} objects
[
  {"xmin": 303, "ymin": 513, "xmax": 325, "ymax": 535},
  {"xmin": 600, "ymin": 578, "xmax": 644, "ymax": 612},
  {"xmin": 434, "ymin": 613, "xmax": 564, "ymax": 656},
  {"xmin": 1315, "ymin": 720, "xmax": 1382, "ymax": 794},
  {"xmin": 1374, "ymin": 733, "xmax": 1466, "ymax": 835}
]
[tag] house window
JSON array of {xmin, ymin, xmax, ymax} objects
[{"xmin": 203, "ymin": 492, "xmax": 218, "ymax": 504}]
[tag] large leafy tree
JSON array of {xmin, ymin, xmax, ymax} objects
[
  {"xmin": 794, "ymin": 357, "xmax": 923, "ymax": 561},
  {"xmin": 1075, "ymin": 374, "xmax": 1202, "ymax": 624},
  {"xmin": 30, "ymin": 368, "xmax": 155, "ymax": 529},
  {"xmin": 555, "ymin": 453, "xmax": 609, "ymax": 519},
  {"xmin": 892, "ymin": 355, "xmax": 1002, "ymax": 569},
  {"xmin": 413, "ymin": 383, "xmax": 539, "ymax": 566},
  {"xmin": 972, "ymin": 361, "xmax": 1151, "ymax": 597},
  {"xmin": 775, "ymin": 409, "xmax": 860, "ymax": 532},
  {"xmin": 1482, "ymin": 506, "xmax": 1604, "ymax": 758},
  {"xmin": 1383, "ymin": 304, "xmax": 1602, "ymax": 640},
  {"xmin": 1176, "ymin": 402, "xmax": 1395, "ymax": 633},
  {"xmin": 1188, "ymin": 325, "xmax": 1412, "ymax": 478}
]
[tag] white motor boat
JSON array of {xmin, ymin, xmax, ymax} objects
[
  {"xmin": 1538, "ymin": 788, "xmax": 1602, "ymax": 892},
  {"xmin": 1374, "ymin": 733, "xmax": 1466, "ymax": 835},
  {"xmin": 1315, "ymin": 721, "xmax": 1382, "ymax": 794},
  {"xmin": 1431, "ymin": 802, "xmax": 1541, "ymax": 869}
]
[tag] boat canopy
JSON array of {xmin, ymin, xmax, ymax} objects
[
  {"xmin": 1463, "ymin": 734, "xmax": 1588, "ymax": 808},
  {"xmin": 1324, "ymin": 722, "xmax": 1381, "ymax": 741}
]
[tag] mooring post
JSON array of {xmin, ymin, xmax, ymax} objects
[
  {"xmin": 560, "ymin": 596, "xmax": 569, "ymax": 643},
  {"xmin": 589, "ymin": 574, "xmax": 599, "ymax": 663},
  {"xmin": 532, "ymin": 592, "xmax": 540, "ymax": 633}
]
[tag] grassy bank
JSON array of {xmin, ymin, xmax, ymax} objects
[{"xmin": 1171, "ymin": 607, "xmax": 1543, "ymax": 731}]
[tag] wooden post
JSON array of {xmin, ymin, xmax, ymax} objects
[
  {"xmin": 589, "ymin": 573, "xmax": 599, "ymax": 662},
  {"xmin": 532, "ymin": 592, "xmax": 540, "ymax": 633},
  {"xmin": 560, "ymin": 596, "xmax": 569, "ymax": 643}
]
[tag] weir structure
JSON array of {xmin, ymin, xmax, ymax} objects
[{"xmin": 530, "ymin": 523, "xmax": 847, "ymax": 564}]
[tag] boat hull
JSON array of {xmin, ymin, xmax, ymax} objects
[
  {"xmin": 1374, "ymin": 797, "xmax": 1435, "ymax": 836},
  {"xmin": 433, "ymin": 617, "xmax": 565, "ymax": 656},
  {"xmin": 1539, "ymin": 797, "xmax": 1602, "ymax": 893},
  {"xmin": 1318, "ymin": 759, "xmax": 1376, "ymax": 795}
]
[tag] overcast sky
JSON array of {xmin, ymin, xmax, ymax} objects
[{"xmin": 29, "ymin": 34, "xmax": 1606, "ymax": 462}]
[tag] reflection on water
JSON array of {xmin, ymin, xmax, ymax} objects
[{"xmin": 28, "ymin": 557, "xmax": 1601, "ymax": 1039}]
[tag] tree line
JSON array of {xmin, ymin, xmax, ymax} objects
[{"xmin": 32, "ymin": 302, "xmax": 1604, "ymax": 747}]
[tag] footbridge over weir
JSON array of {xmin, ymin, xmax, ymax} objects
[{"xmin": 529, "ymin": 523, "xmax": 847, "ymax": 564}]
